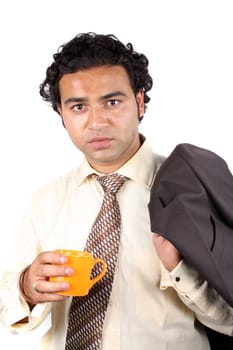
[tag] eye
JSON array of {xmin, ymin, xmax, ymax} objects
[
  {"xmin": 106, "ymin": 99, "xmax": 120, "ymax": 107},
  {"xmin": 72, "ymin": 104, "xmax": 85, "ymax": 111}
]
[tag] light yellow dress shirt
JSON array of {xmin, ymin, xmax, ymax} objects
[{"xmin": 0, "ymin": 139, "xmax": 233, "ymax": 350}]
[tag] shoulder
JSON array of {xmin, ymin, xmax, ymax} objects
[
  {"xmin": 154, "ymin": 153, "xmax": 166, "ymax": 165},
  {"xmin": 153, "ymin": 153, "xmax": 166, "ymax": 171},
  {"xmin": 30, "ymin": 168, "xmax": 79, "ymax": 206}
]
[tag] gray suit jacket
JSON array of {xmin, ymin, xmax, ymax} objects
[
  {"xmin": 148, "ymin": 143, "xmax": 233, "ymax": 349},
  {"xmin": 149, "ymin": 143, "xmax": 233, "ymax": 306}
]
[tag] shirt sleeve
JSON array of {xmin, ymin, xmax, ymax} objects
[
  {"xmin": 0, "ymin": 198, "xmax": 51, "ymax": 334},
  {"xmin": 160, "ymin": 259, "xmax": 233, "ymax": 336}
]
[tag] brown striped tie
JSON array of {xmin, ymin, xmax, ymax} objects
[{"xmin": 65, "ymin": 173, "xmax": 128, "ymax": 350}]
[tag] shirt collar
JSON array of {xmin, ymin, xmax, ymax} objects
[{"xmin": 75, "ymin": 136, "xmax": 158, "ymax": 189}]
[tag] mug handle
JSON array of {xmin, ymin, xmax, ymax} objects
[{"xmin": 89, "ymin": 258, "xmax": 107, "ymax": 289}]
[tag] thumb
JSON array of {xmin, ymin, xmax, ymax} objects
[{"xmin": 152, "ymin": 232, "xmax": 164, "ymax": 248}]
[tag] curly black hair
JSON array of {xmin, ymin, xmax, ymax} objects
[{"xmin": 39, "ymin": 32, "xmax": 153, "ymax": 118}]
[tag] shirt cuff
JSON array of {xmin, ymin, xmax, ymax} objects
[
  {"xmin": 2, "ymin": 278, "xmax": 51, "ymax": 334},
  {"xmin": 8, "ymin": 302, "xmax": 51, "ymax": 334},
  {"xmin": 160, "ymin": 259, "xmax": 202, "ymax": 296}
]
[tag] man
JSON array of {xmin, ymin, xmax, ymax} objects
[{"xmin": 0, "ymin": 32, "xmax": 232, "ymax": 350}]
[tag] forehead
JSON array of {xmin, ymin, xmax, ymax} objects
[{"xmin": 59, "ymin": 65, "xmax": 132, "ymax": 98}]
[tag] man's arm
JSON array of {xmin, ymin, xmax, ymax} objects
[{"xmin": 153, "ymin": 233, "xmax": 233, "ymax": 336}]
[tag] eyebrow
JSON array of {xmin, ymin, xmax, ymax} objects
[{"xmin": 64, "ymin": 91, "xmax": 127, "ymax": 106}]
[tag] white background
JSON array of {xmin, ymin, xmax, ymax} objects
[{"xmin": 0, "ymin": 0, "xmax": 232, "ymax": 348}]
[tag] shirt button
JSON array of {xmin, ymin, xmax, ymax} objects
[{"xmin": 175, "ymin": 276, "xmax": 181, "ymax": 282}]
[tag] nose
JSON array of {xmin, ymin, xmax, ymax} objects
[{"xmin": 88, "ymin": 106, "xmax": 108, "ymax": 129}]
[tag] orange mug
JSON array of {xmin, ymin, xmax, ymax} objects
[{"xmin": 50, "ymin": 249, "xmax": 107, "ymax": 296}]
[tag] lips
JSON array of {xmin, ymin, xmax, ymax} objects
[{"xmin": 88, "ymin": 137, "xmax": 113, "ymax": 149}]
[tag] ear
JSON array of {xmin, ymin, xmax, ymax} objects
[
  {"xmin": 136, "ymin": 89, "xmax": 145, "ymax": 116},
  {"xmin": 57, "ymin": 104, "xmax": 62, "ymax": 115},
  {"xmin": 56, "ymin": 105, "xmax": 66, "ymax": 128}
]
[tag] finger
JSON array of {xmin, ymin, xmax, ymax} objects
[
  {"xmin": 152, "ymin": 232, "xmax": 161, "ymax": 237},
  {"xmin": 32, "ymin": 281, "xmax": 41, "ymax": 293},
  {"xmin": 152, "ymin": 233, "xmax": 164, "ymax": 245},
  {"xmin": 37, "ymin": 264, "xmax": 74, "ymax": 279},
  {"xmin": 36, "ymin": 251, "xmax": 68, "ymax": 265},
  {"xmin": 30, "ymin": 289, "xmax": 68, "ymax": 303},
  {"xmin": 34, "ymin": 279, "xmax": 70, "ymax": 295}
]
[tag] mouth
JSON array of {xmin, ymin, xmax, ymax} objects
[{"xmin": 88, "ymin": 137, "xmax": 113, "ymax": 149}]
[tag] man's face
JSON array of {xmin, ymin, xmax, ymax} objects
[{"xmin": 58, "ymin": 65, "xmax": 144, "ymax": 173}]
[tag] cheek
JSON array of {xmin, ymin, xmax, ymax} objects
[
  {"xmin": 62, "ymin": 117, "xmax": 83, "ymax": 143},
  {"xmin": 62, "ymin": 113, "xmax": 84, "ymax": 131},
  {"xmin": 65, "ymin": 126, "xmax": 85, "ymax": 151},
  {"xmin": 120, "ymin": 111, "xmax": 139, "ymax": 131},
  {"xmin": 115, "ymin": 103, "xmax": 139, "ymax": 124}
]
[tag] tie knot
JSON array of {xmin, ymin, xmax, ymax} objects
[{"xmin": 93, "ymin": 173, "xmax": 128, "ymax": 194}]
